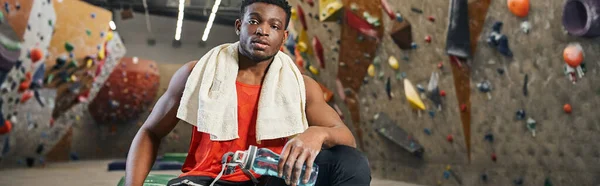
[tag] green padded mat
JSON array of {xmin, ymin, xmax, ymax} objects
[
  {"xmin": 162, "ymin": 153, "xmax": 188, "ymax": 163},
  {"xmin": 117, "ymin": 174, "xmax": 177, "ymax": 186}
]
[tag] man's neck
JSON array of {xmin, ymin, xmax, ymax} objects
[{"xmin": 237, "ymin": 51, "xmax": 273, "ymax": 84}]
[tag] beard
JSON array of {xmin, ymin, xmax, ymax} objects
[{"xmin": 239, "ymin": 41, "xmax": 277, "ymax": 62}]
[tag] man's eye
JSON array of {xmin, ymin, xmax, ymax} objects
[
  {"xmin": 249, "ymin": 20, "xmax": 258, "ymax": 24},
  {"xmin": 271, "ymin": 25, "xmax": 280, "ymax": 30}
]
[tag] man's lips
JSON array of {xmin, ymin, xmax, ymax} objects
[{"xmin": 251, "ymin": 39, "xmax": 270, "ymax": 50}]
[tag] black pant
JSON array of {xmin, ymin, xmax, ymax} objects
[{"xmin": 167, "ymin": 145, "xmax": 371, "ymax": 186}]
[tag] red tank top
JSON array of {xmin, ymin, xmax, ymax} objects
[{"xmin": 179, "ymin": 81, "xmax": 288, "ymax": 182}]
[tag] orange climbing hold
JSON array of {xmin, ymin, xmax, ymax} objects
[
  {"xmin": 30, "ymin": 48, "xmax": 43, "ymax": 63},
  {"xmin": 564, "ymin": 104, "xmax": 572, "ymax": 114},
  {"xmin": 0, "ymin": 121, "xmax": 12, "ymax": 134},
  {"xmin": 563, "ymin": 43, "xmax": 584, "ymax": 67},
  {"xmin": 507, "ymin": 0, "xmax": 529, "ymax": 17}
]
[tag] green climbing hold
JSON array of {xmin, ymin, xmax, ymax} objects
[
  {"xmin": 544, "ymin": 178, "xmax": 552, "ymax": 186},
  {"xmin": 0, "ymin": 11, "xmax": 4, "ymax": 22},
  {"xmin": 65, "ymin": 42, "xmax": 74, "ymax": 52},
  {"xmin": 48, "ymin": 20, "xmax": 53, "ymax": 26},
  {"xmin": 68, "ymin": 60, "xmax": 78, "ymax": 68},
  {"xmin": 395, "ymin": 72, "xmax": 403, "ymax": 80},
  {"xmin": 86, "ymin": 30, "xmax": 91, "ymax": 36},
  {"xmin": 46, "ymin": 74, "xmax": 54, "ymax": 84}
]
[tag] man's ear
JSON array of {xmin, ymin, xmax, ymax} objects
[
  {"xmin": 235, "ymin": 19, "xmax": 242, "ymax": 33},
  {"xmin": 283, "ymin": 30, "xmax": 289, "ymax": 45}
]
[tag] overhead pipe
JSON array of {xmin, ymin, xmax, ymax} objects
[{"xmin": 563, "ymin": 0, "xmax": 600, "ymax": 37}]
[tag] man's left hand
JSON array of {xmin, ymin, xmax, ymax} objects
[{"xmin": 277, "ymin": 127, "xmax": 325, "ymax": 186}]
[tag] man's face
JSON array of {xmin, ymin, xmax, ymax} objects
[{"xmin": 236, "ymin": 3, "xmax": 288, "ymax": 62}]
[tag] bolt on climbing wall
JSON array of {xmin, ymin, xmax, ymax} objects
[{"xmin": 286, "ymin": 0, "xmax": 600, "ymax": 185}]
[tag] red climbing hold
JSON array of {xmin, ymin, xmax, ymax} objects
[
  {"xmin": 437, "ymin": 61, "xmax": 443, "ymax": 69},
  {"xmin": 380, "ymin": 0, "xmax": 395, "ymax": 19},
  {"xmin": 460, "ymin": 104, "xmax": 467, "ymax": 112},
  {"xmin": 21, "ymin": 90, "xmax": 34, "ymax": 103},
  {"xmin": 446, "ymin": 134, "xmax": 453, "ymax": 142},
  {"xmin": 425, "ymin": 35, "xmax": 432, "ymax": 43},
  {"xmin": 306, "ymin": 0, "xmax": 314, "ymax": 7},
  {"xmin": 563, "ymin": 104, "xmax": 572, "ymax": 114},
  {"xmin": 491, "ymin": 153, "xmax": 497, "ymax": 162},
  {"xmin": 312, "ymin": 36, "xmax": 325, "ymax": 68},
  {"xmin": 440, "ymin": 90, "xmax": 446, "ymax": 97},
  {"xmin": 297, "ymin": 6, "xmax": 308, "ymax": 30},
  {"xmin": 428, "ymin": 16, "xmax": 435, "ymax": 22},
  {"xmin": 345, "ymin": 9, "xmax": 379, "ymax": 39},
  {"xmin": 30, "ymin": 48, "xmax": 43, "ymax": 63},
  {"xmin": 49, "ymin": 118, "xmax": 54, "ymax": 128},
  {"xmin": 0, "ymin": 120, "xmax": 12, "ymax": 134}
]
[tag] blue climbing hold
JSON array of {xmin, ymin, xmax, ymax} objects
[
  {"xmin": 411, "ymin": 42, "xmax": 418, "ymax": 49},
  {"xmin": 91, "ymin": 13, "xmax": 96, "ymax": 18},
  {"xmin": 70, "ymin": 152, "xmax": 79, "ymax": 160},
  {"xmin": 481, "ymin": 173, "xmax": 488, "ymax": 182},
  {"xmin": 428, "ymin": 110, "xmax": 435, "ymax": 118},
  {"xmin": 516, "ymin": 109, "xmax": 526, "ymax": 120},
  {"xmin": 484, "ymin": 133, "xmax": 494, "ymax": 142},
  {"xmin": 424, "ymin": 128, "xmax": 432, "ymax": 135},
  {"xmin": 443, "ymin": 171, "xmax": 451, "ymax": 179}
]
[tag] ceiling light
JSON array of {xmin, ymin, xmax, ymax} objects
[{"xmin": 201, "ymin": 0, "xmax": 222, "ymax": 41}]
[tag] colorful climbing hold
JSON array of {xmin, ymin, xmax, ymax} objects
[
  {"xmin": 516, "ymin": 109, "xmax": 526, "ymax": 120},
  {"xmin": 428, "ymin": 16, "xmax": 435, "ymax": 22},
  {"xmin": 388, "ymin": 56, "xmax": 399, "ymax": 70},
  {"xmin": 424, "ymin": 128, "xmax": 432, "ymax": 135},
  {"xmin": 65, "ymin": 42, "xmax": 74, "ymax": 52},
  {"xmin": 309, "ymin": 65, "xmax": 319, "ymax": 75},
  {"xmin": 443, "ymin": 171, "xmax": 451, "ymax": 179},
  {"xmin": 0, "ymin": 120, "xmax": 12, "ymax": 134},
  {"xmin": 481, "ymin": 173, "xmax": 488, "ymax": 182},
  {"xmin": 404, "ymin": 79, "xmax": 426, "ymax": 110},
  {"xmin": 367, "ymin": 64, "xmax": 376, "ymax": 77},
  {"xmin": 484, "ymin": 133, "xmax": 494, "ymax": 142},
  {"xmin": 439, "ymin": 90, "xmax": 446, "ymax": 97},
  {"xmin": 460, "ymin": 104, "xmax": 467, "ymax": 112},
  {"xmin": 30, "ymin": 48, "xmax": 43, "ymax": 63},
  {"xmin": 446, "ymin": 134, "xmax": 453, "ymax": 142},
  {"xmin": 564, "ymin": 104, "xmax": 572, "ymax": 113},
  {"xmin": 491, "ymin": 153, "xmax": 497, "ymax": 162},
  {"xmin": 385, "ymin": 77, "xmax": 392, "ymax": 99},
  {"xmin": 563, "ymin": 43, "xmax": 584, "ymax": 67},
  {"xmin": 411, "ymin": 42, "xmax": 418, "ymax": 49},
  {"xmin": 21, "ymin": 90, "xmax": 33, "ymax": 103},
  {"xmin": 425, "ymin": 35, "xmax": 432, "ymax": 43},
  {"xmin": 428, "ymin": 110, "xmax": 435, "ymax": 118},
  {"xmin": 507, "ymin": 0, "xmax": 530, "ymax": 17}
]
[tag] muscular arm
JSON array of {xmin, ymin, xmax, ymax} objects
[
  {"xmin": 303, "ymin": 75, "xmax": 356, "ymax": 148},
  {"xmin": 124, "ymin": 61, "xmax": 196, "ymax": 186}
]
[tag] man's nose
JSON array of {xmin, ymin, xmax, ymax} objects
[{"xmin": 255, "ymin": 25, "xmax": 270, "ymax": 36}]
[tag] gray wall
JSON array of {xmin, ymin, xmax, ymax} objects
[{"xmin": 113, "ymin": 10, "xmax": 238, "ymax": 64}]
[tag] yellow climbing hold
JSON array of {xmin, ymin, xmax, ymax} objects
[
  {"xmin": 404, "ymin": 79, "xmax": 426, "ymax": 110},
  {"xmin": 446, "ymin": 165, "xmax": 451, "ymax": 170},
  {"xmin": 367, "ymin": 64, "xmax": 375, "ymax": 77},
  {"xmin": 291, "ymin": 8, "xmax": 297, "ymax": 20},
  {"xmin": 297, "ymin": 42, "xmax": 308, "ymax": 53},
  {"xmin": 71, "ymin": 75, "xmax": 78, "ymax": 82},
  {"xmin": 86, "ymin": 59, "xmax": 93, "ymax": 68},
  {"xmin": 98, "ymin": 45, "xmax": 105, "ymax": 60},
  {"xmin": 106, "ymin": 31, "xmax": 114, "ymax": 41},
  {"xmin": 388, "ymin": 56, "xmax": 399, "ymax": 70},
  {"xmin": 309, "ymin": 65, "xmax": 319, "ymax": 75}
]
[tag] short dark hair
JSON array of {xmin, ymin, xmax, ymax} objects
[{"xmin": 241, "ymin": 0, "xmax": 292, "ymax": 29}]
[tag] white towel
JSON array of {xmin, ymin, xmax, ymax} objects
[{"xmin": 177, "ymin": 42, "xmax": 308, "ymax": 142}]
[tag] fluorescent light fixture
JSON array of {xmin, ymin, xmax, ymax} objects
[
  {"xmin": 201, "ymin": 0, "xmax": 222, "ymax": 41},
  {"xmin": 174, "ymin": 0, "xmax": 186, "ymax": 41},
  {"xmin": 109, "ymin": 21, "xmax": 116, "ymax": 30}
]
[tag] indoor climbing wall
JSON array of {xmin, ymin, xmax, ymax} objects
[
  {"xmin": 286, "ymin": 0, "xmax": 600, "ymax": 185},
  {"xmin": 0, "ymin": 0, "xmax": 130, "ymax": 167}
]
